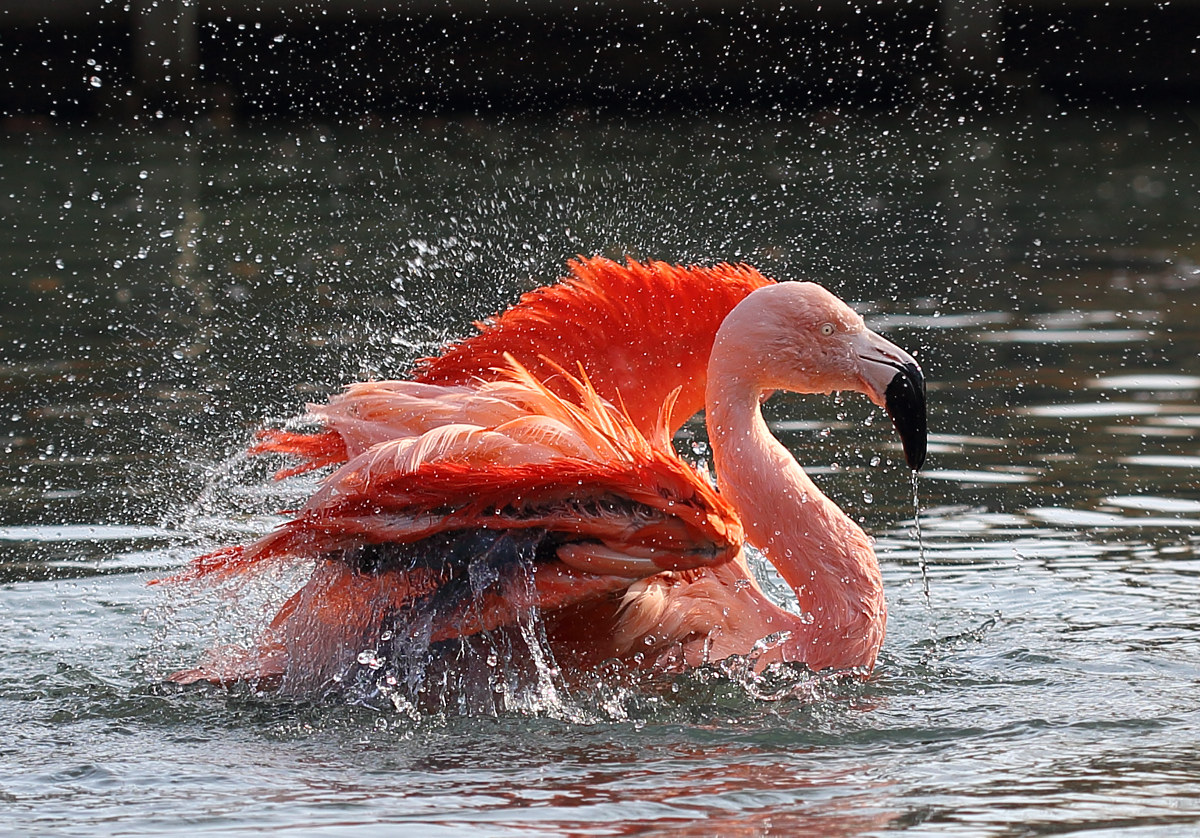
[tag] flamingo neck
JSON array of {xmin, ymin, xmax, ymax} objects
[{"xmin": 705, "ymin": 373, "xmax": 886, "ymax": 671}]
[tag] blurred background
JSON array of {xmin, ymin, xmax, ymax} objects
[{"xmin": 3, "ymin": 0, "xmax": 1198, "ymax": 124}]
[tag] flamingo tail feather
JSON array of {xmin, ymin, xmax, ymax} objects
[{"xmin": 250, "ymin": 428, "xmax": 348, "ymax": 479}]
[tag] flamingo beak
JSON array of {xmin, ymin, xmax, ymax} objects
[{"xmin": 854, "ymin": 330, "xmax": 927, "ymax": 472}]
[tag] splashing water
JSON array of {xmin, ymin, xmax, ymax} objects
[
  {"xmin": 305, "ymin": 534, "xmax": 585, "ymax": 717},
  {"xmin": 155, "ymin": 442, "xmax": 838, "ymax": 722}
]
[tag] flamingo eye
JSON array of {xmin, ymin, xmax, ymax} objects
[{"xmin": 819, "ymin": 323, "xmax": 836, "ymax": 337}]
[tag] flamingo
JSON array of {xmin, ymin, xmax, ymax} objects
[{"xmin": 163, "ymin": 257, "xmax": 925, "ymax": 695}]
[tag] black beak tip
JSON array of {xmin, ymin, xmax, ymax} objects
[{"xmin": 884, "ymin": 363, "xmax": 927, "ymax": 472}]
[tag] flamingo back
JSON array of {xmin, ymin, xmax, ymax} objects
[
  {"xmin": 417, "ymin": 256, "xmax": 774, "ymax": 435},
  {"xmin": 254, "ymin": 257, "xmax": 775, "ymax": 480}
]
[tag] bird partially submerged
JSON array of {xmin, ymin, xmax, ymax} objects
[{"xmin": 161, "ymin": 257, "xmax": 925, "ymax": 699}]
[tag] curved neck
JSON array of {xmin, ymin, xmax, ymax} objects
[{"xmin": 705, "ymin": 354, "xmax": 886, "ymax": 670}]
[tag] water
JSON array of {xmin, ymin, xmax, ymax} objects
[
  {"xmin": 3, "ymin": 107, "xmax": 1200, "ymax": 835},
  {"xmin": 912, "ymin": 471, "xmax": 930, "ymax": 605}
]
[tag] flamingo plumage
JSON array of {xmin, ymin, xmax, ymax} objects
[
  {"xmin": 165, "ymin": 257, "xmax": 925, "ymax": 694},
  {"xmin": 583, "ymin": 279, "xmax": 926, "ymax": 672}
]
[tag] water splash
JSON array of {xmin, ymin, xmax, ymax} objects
[
  {"xmin": 154, "ymin": 449, "xmax": 876, "ymax": 722},
  {"xmin": 163, "ymin": 436, "xmax": 317, "ymax": 546}
]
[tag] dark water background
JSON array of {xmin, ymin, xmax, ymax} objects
[{"xmin": 2, "ymin": 106, "xmax": 1199, "ymax": 835}]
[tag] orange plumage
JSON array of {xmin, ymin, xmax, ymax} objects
[
  {"xmin": 164, "ymin": 256, "xmax": 926, "ymax": 695},
  {"xmin": 163, "ymin": 273, "xmax": 758, "ymax": 690},
  {"xmin": 261, "ymin": 256, "xmax": 773, "ymax": 479}
]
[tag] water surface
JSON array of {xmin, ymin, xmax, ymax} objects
[{"xmin": 2, "ymin": 108, "xmax": 1199, "ymax": 835}]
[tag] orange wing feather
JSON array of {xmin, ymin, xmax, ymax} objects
[
  {"xmin": 173, "ymin": 358, "xmax": 741, "ymax": 586},
  {"xmin": 416, "ymin": 256, "xmax": 774, "ymax": 435},
  {"xmin": 257, "ymin": 257, "xmax": 772, "ymax": 476},
  {"xmin": 167, "ymin": 260, "xmax": 766, "ymax": 691}
]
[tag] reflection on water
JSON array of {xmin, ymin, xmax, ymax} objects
[{"xmin": 1, "ymin": 108, "xmax": 1199, "ymax": 834}]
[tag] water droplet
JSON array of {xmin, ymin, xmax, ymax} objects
[{"xmin": 357, "ymin": 649, "xmax": 383, "ymax": 669}]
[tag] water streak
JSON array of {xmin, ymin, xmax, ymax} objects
[
  {"xmin": 912, "ymin": 470, "xmax": 929, "ymax": 604},
  {"xmin": 911, "ymin": 469, "xmax": 941, "ymax": 664}
]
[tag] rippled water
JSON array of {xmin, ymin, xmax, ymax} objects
[{"xmin": 2, "ymin": 108, "xmax": 1199, "ymax": 835}]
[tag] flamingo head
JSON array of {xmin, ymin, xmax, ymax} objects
[{"xmin": 714, "ymin": 281, "xmax": 927, "ymax": 471}]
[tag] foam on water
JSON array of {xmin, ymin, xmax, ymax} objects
[{"xmin": 0, "ymin": 524, "xmax": 174, "ymax": 542}]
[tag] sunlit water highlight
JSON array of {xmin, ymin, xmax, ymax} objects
[{"xmin": 2, "ymin": 109, "xmax": 1200, "ymax": 835}]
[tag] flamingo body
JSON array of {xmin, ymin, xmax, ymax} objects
[{"xmin": 167, "ymin": 257, "xmax": 925, "ymax": 694}]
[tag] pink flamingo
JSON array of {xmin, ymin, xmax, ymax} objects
[{"xmin": 164, "ymin": 258, "xmax": 925, "ymax": 692}]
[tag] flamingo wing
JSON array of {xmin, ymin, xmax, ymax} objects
[
  {"xmin": 165, "ymin": 359, "xmax": 742, "ymax": 691},
  {"xmin": 253, "ymin": 257, "xmax": 774, "ymax": 478},
  {"xmin": 416, "ymin": 256, "xmax": 774, "ymax": 434}
]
